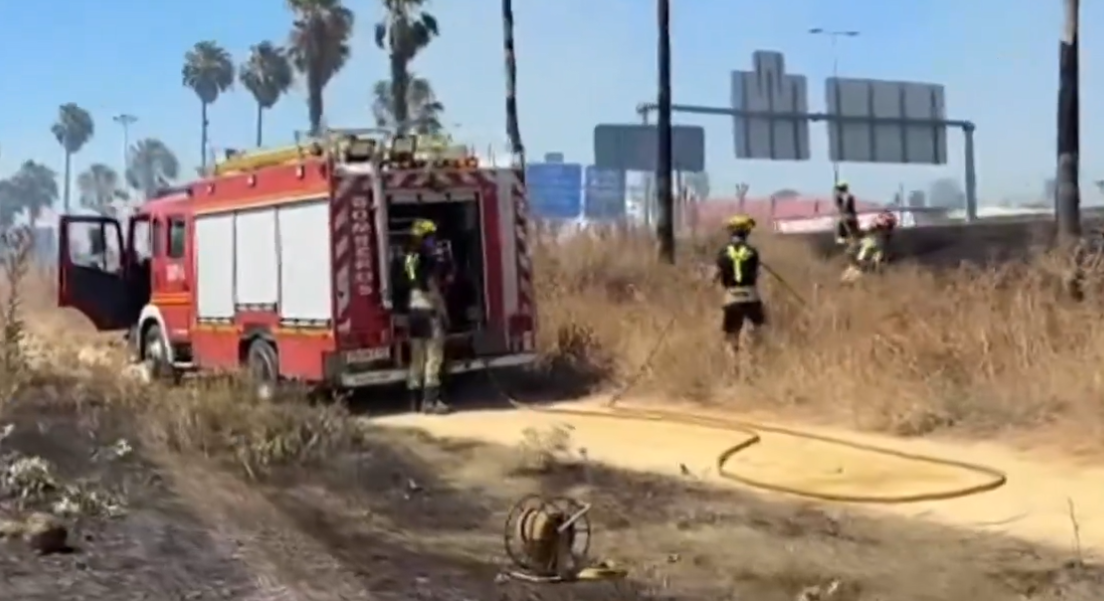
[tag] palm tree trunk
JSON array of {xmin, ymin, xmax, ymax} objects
[
  {"xmin": 256, "ymin": 103, "xmax": 264, "ymax": 147},
  {"xmin": 62, "ymin": 151, "xmax": 72, "ymax": 214},
  {"xmin": 390, "ymin": 54, "xmax": 410, "ymax": 135},
  {"xmin": 200, "ymin": 102, "xmax": 209, "ymax": 171},
  {"xmin": 502, "ymin": 0, "xmax": 525, "ymax": 167},
  {"xmin": 655, "ymin": 0, "xmax": 675, "ymax": 264},
  {"xmin": 1056, "ymin": 0, "xmax": 1080, "ymax": 244},
  {"xmin": 308, "ymin": 67, "xmax": 323, "ymax": 136}
]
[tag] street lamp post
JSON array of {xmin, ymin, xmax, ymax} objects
[{"xmin": 808, "ymin": 28, "xmax": 859, "ymax": 186}]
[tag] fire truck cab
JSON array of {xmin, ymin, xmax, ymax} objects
[{"xmin": 57, "ymin": 129, "xmax": 537, "ymax": 393}]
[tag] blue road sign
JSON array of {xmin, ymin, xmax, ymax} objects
[
  {"xmin": 583, "ymin": 166, "xmax": 627, "ymax": 220},
  {"xmin": 525, "ymin": 162, "xmax": 582, "ymax": 220}
]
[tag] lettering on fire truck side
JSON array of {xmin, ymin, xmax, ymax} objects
[{"xmin": 350, "ymin": 193, "xmax": 375, "ymax": 297}]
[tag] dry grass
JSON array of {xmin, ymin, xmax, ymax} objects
[
  {"xmin": 16, "ymin": 226, "xmax": 1098, "ymax": 470},
  {"xmin": 533, "ymin": 230, "xmax": 1104, "ymax": 441},
  {"xmin": 6, "ymin": 224, "xmax": 1104, "ymax": 598}
]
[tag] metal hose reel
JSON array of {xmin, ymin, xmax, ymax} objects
[{"xmin": 503, "ymin": 494, "xmax": 593, "ymax": 582}]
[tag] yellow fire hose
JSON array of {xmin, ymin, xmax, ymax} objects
[
  {"xmin": 487, "ymin": 372, "xmax": 1007, "ymax": 581},
  {"xmin": 497, "ymin": 402, "xmax": 1006, "ymax": 504},
  {"xmin": 483, "ymin": 309, "xmax": 1007, "ymax": 504}
]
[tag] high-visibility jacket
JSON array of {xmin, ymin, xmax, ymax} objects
[
  {"xmin": 404, "ymin": 244, "xmax": 447, "ymax": 311},
  {"xmin": 716, "ymin": 241, "xmax": 761, "ymax": 303},
  {"xmin": 853, "ymin": 234, "xmax": 886, "ymax": 267}
]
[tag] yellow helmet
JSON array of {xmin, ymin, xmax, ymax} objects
[
  {"xmin": 835, "ymin": 181, "xmax": 849, "ymax": 191},
  {"xmin": 411, "ymin": 219, "xmax": 437, "ymax": 237},
  {"xmin": 725, "ymin": 214, "xmax": 756, "ymax": 233}
]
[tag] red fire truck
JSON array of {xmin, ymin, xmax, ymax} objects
[{"xmin": 57, "ymin": 130, "xmax": 537, "ymax": 393}]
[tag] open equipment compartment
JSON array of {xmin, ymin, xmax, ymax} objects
[{"xmin": 387, "ymin": 196, "xmax": 486, "ymax": 335}]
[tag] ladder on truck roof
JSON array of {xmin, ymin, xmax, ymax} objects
[
  {"xmin": 211, "ymin": 128, "xmax": 395, "ymax": 176},
  {"xmin": 211, "ymin": 128, "xmax": 473, "ymax": 176}
]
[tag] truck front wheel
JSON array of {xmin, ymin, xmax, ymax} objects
[
  {"xmin": 142, "ymin": 323, "xmax": 176, "ymax": 383},
  {"xmin": 246, "ymin": 340, "xmax": 279, "ymax": 401}
]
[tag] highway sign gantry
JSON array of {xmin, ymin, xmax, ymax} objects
[
  {"xmin": 825, "ymin": 77, "xmax": 948, "ymax": 164},
  {"xmin": 731, "ymin": 50, "xmax": 811, "ymax": 160},
  {"xmin": 592, "ymin": 124, "xmax": 706, "ymax": 173}
]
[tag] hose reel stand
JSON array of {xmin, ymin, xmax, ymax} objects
[{"xmin": 502, "ymin": 494, "xmax": 625, "ymax": 583}]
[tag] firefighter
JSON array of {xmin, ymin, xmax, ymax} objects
[
  {"xmin": 834, "ymin": 181, "xmax": 860, "ymax": 246},
  {"xmin": 715, "ymin": 215, "xmax": 767, "ymax": 357},
  {"xmin": 841, "ymin": 210, "xmax": 898, "ymax": 283},
  {"xmin": 404, "ymin": 218, "xmax": 451, "ymax": 414}
]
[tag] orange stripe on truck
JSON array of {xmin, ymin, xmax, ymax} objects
[{"xmin": 151, "ymin": 294, "xmax": 190, "ymax": 306}]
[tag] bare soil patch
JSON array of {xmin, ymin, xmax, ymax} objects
[{"xmin": 254, "ymin": 419, "xmax": 1104, "ymax": 601}]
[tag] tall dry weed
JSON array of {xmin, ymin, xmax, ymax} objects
[
  {"xmin": 534, "ymin": 231, "xmax": 1104, "ymax": 442},
  {"xmin": 0, "ymin": 227, "xmax": 33, "ymax": 409}
]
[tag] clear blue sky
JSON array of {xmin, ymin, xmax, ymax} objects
[{"xmin": 1, "ymin": 0, "xmax": 1099, "ymax": 204}]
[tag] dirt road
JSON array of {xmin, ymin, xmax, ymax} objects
[{"xmin": 371, "ymin": 397, "xmax": 1104, "ymax": 558}]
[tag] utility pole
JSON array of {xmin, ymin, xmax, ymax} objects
[
  {"xmin": 808, "ymin": 28, "xmax": 859, "ymax": 186},
  {"xmin": 655, "ymin": 0, "xmax": 675, "ymax": 263},
  {"xmin": 113, "ymin": 113, "xmax": 137, "ymax": 178},
  {"xmin": 1056, "ymin": 0, "xmax": 1081, "ymax": 245}
]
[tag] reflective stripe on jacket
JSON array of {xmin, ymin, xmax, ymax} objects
[
  {"xmin": 724, "ymin": 244, "xmax": 760, "ymax": 302},
  {"xmin": 404, "ymin": 252, "xmax": 442, "ymax": 311}
]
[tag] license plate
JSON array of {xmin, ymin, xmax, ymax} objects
[{"xmin": 346, "ymin": 347, "xmax": 391, "ymax": 364}]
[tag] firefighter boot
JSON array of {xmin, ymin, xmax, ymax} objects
[
  {"xmin": 407, "ymin": 388, "xmax": 423, "ymax": 413},
  {"xmin": 422, "ymin": 386, "xmax": 451, "ymax": 415},
  {"xmin": 840, "ymin": 265, "xmax": 863, "ymax": 284}
]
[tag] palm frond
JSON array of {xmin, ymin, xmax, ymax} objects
[
  {"xmin": 52, "ymin": 103, "xmax": 95, "ymax": 153},
  {"xmin": 371, "ymin": 75, "xmax": 445, "ymax": 134},
  {"xmin": 240, "ymin": 41, "xmax": 293, "ymax": 108},
  {"xmin": 182, "ymin": 40, "xmax": 236, "ymax": 103}
]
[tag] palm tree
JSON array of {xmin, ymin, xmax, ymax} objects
[
  {"xmin": 77, "ymin": 163, "xmax": 126, "ymax": 216},
  {"xmin": 8, "ymin": 161, "xmax": 58, "ymax": 228},
  {"xmin": 126, "ymin": 139, "xmax": 180, "ymax": 200},
  {"xmin": 50, "ymin": 103, "xmax": 95, "ymax": 214},
  {"xmin": 375, "ymin": 0, "xmax": 439, "ymax": 135},
  {"xmin": 502, "ymin": 0, "xmax": 524, "ymax": 168},
  {"xmin": 287, "ymin": 0, "xmax": 355, "ymax": 136},
  {"xmin": 0, "ymin": 179, "xmax": 22, "ymax": 228},
  {"xmin": 371, "ymin": 76, "xmax": 444, "ymax": 134},
  {"xmin": 240, "ymin": 41, "xmax": 294, "ymax": 147},
  {"xmin": 182, "ymin": 41, "xmax": 235, "ymax": 170}
]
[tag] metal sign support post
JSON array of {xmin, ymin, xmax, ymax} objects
[
  {"xmin": 635, "ymin": 103, "xmax": 978, "ymax": 223},
  {"xmin": 640, "ymin": 111, "xmax": 653, "ymax": 227}
]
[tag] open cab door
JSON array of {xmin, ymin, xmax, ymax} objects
[{"xmin": 58, "ymin": 215, "xmax": 138, "ymax": 331}]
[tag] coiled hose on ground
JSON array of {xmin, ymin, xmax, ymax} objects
[{"xmin": 483, "ymin": 313, "xmax": 1007, "ymax": 504}]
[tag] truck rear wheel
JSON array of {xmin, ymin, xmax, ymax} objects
[{"xmin": 246, "ymin": 340, "xmax": 279, "ymax": 401}]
